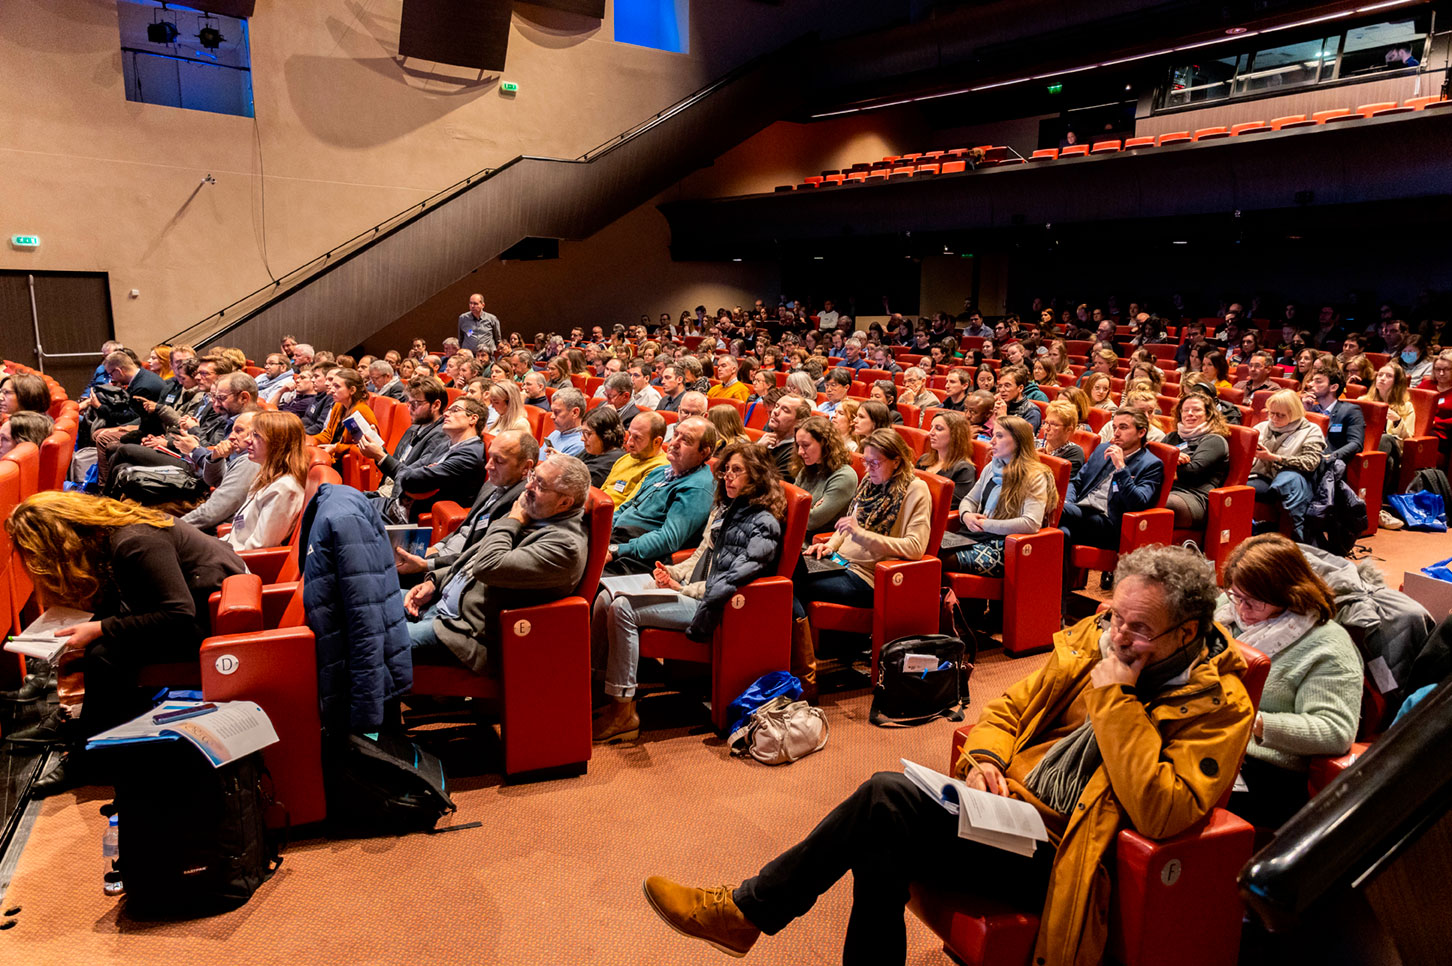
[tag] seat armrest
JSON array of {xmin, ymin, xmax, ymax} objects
[
  {"xmin": 213, "ymin": 573, "xmax": 264, "ymax": 635},
  {"xmin": 429, "ymin": 501, "xmax": 467, "ymax": 544},
  {"xmin": 1307, "ymin": 742, "xmax": 1371, "ymax": 796},
  {"xmin": 237, "ymin": 546, "xmax": 294, "ymax": 584}
]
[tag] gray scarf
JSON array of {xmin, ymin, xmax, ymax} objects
[{"xmin": 1023, "ymin": 621, "xmax": 1206, "ymax": 814}]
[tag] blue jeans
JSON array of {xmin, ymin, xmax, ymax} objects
[
  {"xmin": 1251, "ymin": 471, "xmax": 1312, "ymax": 540},
  {"xmin": 595, "ymin": 591, "xmax": 699, "ymax": 698},
  {"xmin": 792, "ymin": 564, "xmax": 874, "ymax": 620},
  {"xmin": 400, "ymin": 589, "xmax": 442, "ymax": 648}
]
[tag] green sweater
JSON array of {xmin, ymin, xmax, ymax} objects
[{"xmin": 1239, "ymin": 619, "xmax": 1363, "ymax": 772}]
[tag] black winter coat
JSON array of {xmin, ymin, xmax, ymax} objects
[{"xmin": 683, "ymin": 498, "xmax": 783, "ymax": 641}]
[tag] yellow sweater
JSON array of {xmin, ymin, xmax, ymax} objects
[
  {"xmin": 708, "ymin": 380, "xmax": 750, "ymax": 402},
  {"xmin": 602, "ymin": 450, "xmax": 668, "ymax": 506}
]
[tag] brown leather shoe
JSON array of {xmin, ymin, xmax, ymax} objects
[
  {"xmin": 642, "ymin": 876, "xmax": 760, "ymax": 958},
  {"xmin": 790, "ymin": 617, "xmax": 818, "ymax": 705},
  {"xmin": 591, "ymin": 698, "xmax": 639, "ymax": 743}
]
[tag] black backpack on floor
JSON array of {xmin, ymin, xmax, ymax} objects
[
  {"xmin": 323, "ymin": 733, "xmax": 456, "ymax": 835},
  {"xmin": 110, "ymin": 743, "xmax": 281, "ymax": 917},
  {"xmin": 869, "ymin": 632, "xmax": 974, "ymax": 727},
  {"xmin": 1408, "ymin": 468, "xmax": 1452, "ymax": 505}
]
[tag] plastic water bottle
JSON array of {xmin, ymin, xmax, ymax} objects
[{"xmin": 102, "ymin": 814, "xmax": 124, "ymax": 896}]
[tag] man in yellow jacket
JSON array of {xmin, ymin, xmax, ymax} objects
[{"xmin": 642, "ymin": 544, "xmax": 1255, "ymax": 965}]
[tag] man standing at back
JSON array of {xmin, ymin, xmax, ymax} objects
[{"xmin": 458, "ymin": 293, "xmax": 502, "ymax": 355}]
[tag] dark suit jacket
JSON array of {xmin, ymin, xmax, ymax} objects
[
  {"xmin": 426, "ymin": 477, "xmax": 527, "ymax": 578},
  {"xmin": 1316, "ymin": 399, "xmax": 1366, "ymax": 465},
  {"xmin": 378, "ymin": 419, "xmax": 449, "ymax": 483},
  {"xmin": 392, "ymin": 436, "xmax": 485, "ymax": 518},
  {"xmin": 1067, "ymin": 442, "xmax": 1164, "ymax": 524}
]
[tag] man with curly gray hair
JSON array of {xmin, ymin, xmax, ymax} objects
[{"xmin": 642, "ymin": 542, "xmax": 1254, "ymax": 965}]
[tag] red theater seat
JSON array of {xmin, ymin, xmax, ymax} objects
[
  {"xmin": 1193, "ymin": 126, "xmax": 1230, "ymax": 140},
  {"xmin": 1123, "ymin": 136, "xmax": 1155, "ymax": 149},
  {"xmin": 1230, "ymin": 121, "xmax": 1268, "ymax": 135},
  {"xmin": 1171, "ymin": 425, "xmax": 1256, "ymax": 581},
  {"xmin": 1069, "ymin": 441, "xmax": 1178, "ymax": 587},
  {"xmin": 1090, "ymin": 140, "xmax": 1121, "ymax": 154},
  {"xmin": 638, "ymin": 485, "xmax": 810, "ymax": 732},
  {"xmin": 1156, "ymin": 131, "xmax": 1191, "ymax": 146},
  {"xmin": 1059, "ymin": 144, "xmax": 1089, "ymax": 157},
  {"xmin": 1028, "ymin": 149, "xmax": 1058, "ymax": 162}
]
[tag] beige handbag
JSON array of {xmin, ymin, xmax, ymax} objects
[{"xmin": 728, "ymin": 695, "xmax": 829, "ymax": 765}]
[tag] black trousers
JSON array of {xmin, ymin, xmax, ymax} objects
[
  {"xmin": 733, "ymin": 772, "xmax": 1055, "ymax": 966},
  {"xmin": 1229, "ymin": 756, "xmax": 1310, "ymax": 831},
  {"xmin": 1058, "ymin": 501, "xmax": 1119, "ymax": 552},
  {"xmin": 78, "ymin": 628, "xmax": 203, "ymax": 742}
]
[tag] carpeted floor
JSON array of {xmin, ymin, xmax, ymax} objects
[{"xmin": 1, "ymin": 527, "xmax": 1444, "ymax": 965}]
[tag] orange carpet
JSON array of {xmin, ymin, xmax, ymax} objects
[{"xmin": 2, "ymin": 527, "xmax": 1444, "ymax": 965}]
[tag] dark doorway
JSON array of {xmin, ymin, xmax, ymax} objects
[{"xmin": 0, "ymin": 271, "xmax": 115, "ymax": 398}]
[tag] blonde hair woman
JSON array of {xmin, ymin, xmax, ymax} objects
[
  {"xmin": 945, "ymin": 415, "xmax": 1058, "ymax": 579},
  {"xmin": 488, "ymin": 378, "xmax": 531, "ymax": 434},
  {"xmin": 4, "ymin": 491, "xmax": 245, "ymax": 794},
  {"xmin": 1249, "ymin": 390, "xmax": 1325, "ymax": 541}
]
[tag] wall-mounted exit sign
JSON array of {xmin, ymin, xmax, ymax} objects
[
  {"xmin": 10, "ymin": 235, "xmax": 40, "ymax": 250},
  {"xmin": 500, "ymin": 81, "xmax": 519, "ymax": 93}
]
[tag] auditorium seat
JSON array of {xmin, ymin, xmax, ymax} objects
[
  {"xmin": 231, "ymin": 464, "xmax": 341, "ymax": 585},
  {"xmin": 637, "ymin": 485, "xmax": 809, "ymax": 732},
  {"xmin": 1313, "ymin": 108, "xmax": 1351, "ymax": 124},
  {"xmin": 1068, "ymin": 441, "xmax": 1178, "ymax": 590},
  {"xmin": 1355, "ymin": 101, "xmax": 1399, "ymax": 117},
  {"xmin": 1193, "ymin": 126, "xmax": 1230, "ymax": 140},
  {"xmin": 1059, "ymin": 144, "xmax": 1089, "ymax": 158},
  {"xmin": 1345, "ymin": 398, "xmax": 1389, "ymax": 534},
  {"xmin": 1028, "ymin": 149, "xmax": 1058, "ymax": 162},
  {"xmin": 38, "ymin": 430, "xmax": 73, "ymax": 492},
  {"xmin": 1230, "ymin": 121, "xmax": 1268, "ymax": 136},
  {"xmin": 1405, "ymin": 95, "xmax": 1444, "ymax": 110},
  {"xmin": 910, "ymin": 642, "xmax": 1270, "ymax": 966},
  {"xmin": 1172, "ymin": 425, "xmax": 1256, "ymax": 581},
  {"xmin": 805, "ymin": 470, "xmax": 952, "ymax": 683},
  {"xmin": 940, "ymin": 160, "xmax": 967, "ymax": 174},
  {"xmin": 1123, "ymin": 136, "xmax": 1155, "ymax": 149},
  {"xmin": 1399, "ymin": 388, "xmax": 1442, "ymax": 491},
  {"xmin": 893, "ymin": 425, "xmax": 929, "ymax": 458},
  {"xmin": 1090, "ymin": 140, "xmax": 1121, "ymax": 154},
  {"xmin": 1156, "ymin": 131, "xmax": 1191, "ymax": 146}
]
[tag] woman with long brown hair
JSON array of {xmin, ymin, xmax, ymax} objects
[
  {"xmin": 917, "ymin": 410, "xmax": 977, "ymax": 505},
  {"xmin": 944, "ymin": 415, "xmax": 1058, "ymax": 579},
  {"xmin": 5, "ymin": 491, "xmax": 245, "ymax": 793},
  {"xmin": 593, "ymin": 442, "xmax": 787, "ymax": 741},
  {"xmin": 707, "ymin": 404, "xmax": 751, "ymax": 446},
  {"xmin": 308, "ymin": 367, "xmax": 379, "ymax": 464},
  {"xmin": 226, "ymin": 410, "xmax": 309, "ymax": 550},
  {"xmin": 792, "ymin": 415, "xmax": 857, "ymax": 537}
]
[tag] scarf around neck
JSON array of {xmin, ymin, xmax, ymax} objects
[
  {"xmin": 853, "ymin": 476, "xmax": 908, "ymax": 536},
  {"xmin": 1175, "ymin": 420, "xmax": 1212, "ymax": 440},
  {"xmin": 1213, "ymin": 600, "xmax": 1318, "ymax": 660}
]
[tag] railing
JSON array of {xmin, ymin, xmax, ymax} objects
[{"xmin": 169, "ymin": 34, "xmax": 815, "ymax": 350}]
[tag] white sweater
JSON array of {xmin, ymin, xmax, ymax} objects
[{"xmin": 224, "ymin": 475, "xmax": 305, "ymax": 551}]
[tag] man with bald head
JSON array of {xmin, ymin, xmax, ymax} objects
[
  {"xmin": 458, "ymin": 293, "xmax": 502, "ymax": 355},
  {"xmin": 664, "ymin": 390, "xmax": 708, "ymax": 443},
  {"xmin": 602, "ymin": 411, "xmax": 667, "ymax": 506},
  {"xmin": 603, "ymin": 416, "xmax": 718, "ymax": 575}
]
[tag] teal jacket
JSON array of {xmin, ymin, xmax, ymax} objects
[{"xmin": 614, "ymin": 463, "xmax": 715, "ymax": 566}]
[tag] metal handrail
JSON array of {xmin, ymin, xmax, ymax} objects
[{"xmin": 170, "ymin": 34, "xmax": 814, "ymax": 349}]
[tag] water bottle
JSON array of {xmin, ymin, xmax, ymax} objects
[{"xmin": 102, "ymin": 814, "xmax": 124, "ymax": 896}]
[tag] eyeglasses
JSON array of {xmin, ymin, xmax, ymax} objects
[
  {"xmin": 1226, "ymin": 589, "xmax": 1267, "ymax": 610},
  {"xmin": 720, "ymin": 464, "xmax": 747, "ymax": 478},
  {"xmin": 861, "ymin": 457, "xmax": 888, "ymax": 470},
  {"xmin": 524, "ymin": 468, "xmax": 562, "ymax": 493},
  {"xmin": 444, "ymin": 405, "xmax": 471, "ymax": 415},
  {"xmin": 408, "ymin": 398, "xmax": 430, "ymax": 407},
  {"xmin": 1103, "ymin": 607, "xmax": 1186, "ymax": 647}
]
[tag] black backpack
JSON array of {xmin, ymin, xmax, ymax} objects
[
  {"xmin": 1408, "ymin": 467, "xmax": 1452, "ymax": 505},
  {"xmin": 109, "ymin": 744, "xmax": 281, "ymax": 917},
  {"xmin": 323, "ymin": 733, "xmax": 456, "ymax": 835},
  {"xmin": 869, "ymin": 633, "xmax": 974, "ymax": 727},
  {"xmin": 114, "ymin": 464, "xmax": 208, "ymax": 505}
]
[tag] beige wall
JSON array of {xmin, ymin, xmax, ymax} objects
[{"xmin": 0, "ymin": 0, "xmax": 837, "ymax": 354}]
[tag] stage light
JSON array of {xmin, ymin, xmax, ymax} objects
[
  {"xmin": 198, "ymin": 25, "xmax": 225, "ymax": 49},
  {"xmin": 147, "ymin": 20, "xmax": 180, "ymax": 44}
]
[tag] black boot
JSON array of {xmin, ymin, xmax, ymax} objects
[
  {"xmin": 6, "ymin": 705, "xmax": 79, "ymax": 747},
  {"xmin": 32, "ymin": 751, "xmax": 96, "ymax": 797},
  {"xmin": 1, "ymin": 672, "xmax": 51, "ymax": 704}
]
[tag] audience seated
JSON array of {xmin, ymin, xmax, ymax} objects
[
  {"xmin": 224, "ymin": 410, "xmax": 308, "ymax": 551},
  {"xmin": 179, "ymin": 408, "xmax": 261, "ymax": 534},
  {"xmin": 488, "ymin": 378, "xmax": 532, "ymax": 434},
  {"xmin": 1163, "ymin": 391, "xmax": 1232, "ymax": 529},
  {"xmin": 579, "ymin": 406, "xmax": 625, "ymax": 486},
  {"xmin": 791, "ymin": 416, "xmax": 857, "ymax": 538},
  {"xmin": 308, "ymin": 367, "xmax": 378, "ymax": 466},
  {"xmin": 793, "ymin": 429, "xmax": 932, "ymax": 698},
  {"xmin": 1249, "ymin": 390, "xmax": 1325, "ymax": 541},
  {"xmin": 7, "ymin": 493, "xmax": 247, "ymax": 795},
  {"xmin": 1039, "ymin": 401, "xmax": 1085, "ymax": 476},
  {"xmin": 1301, "ymin": 362, "xmax": 1365, "ymax": 465},
  {"xmin": 604, "ymin": 416, "xmax": 717, "ymax": 575},
  {"xmin": 759, "ymin": 394, "xmax": 808, "ymax": 475},
  {"xmin": 644, "ymin": 543, "xmax": 1253, "ymax": 966},
  {"xmin": 592, "ymin": 442, "xmax": 786, "ymax": 742},
  {"xmin": 1060, "ymin": 408, "xmax": 1164, "ymax": 559},
  {"xmin": 944, "ymin": 415, "xmax": 1058, "ymax": 580},
  {"xmin": 916, "ymin": 410, "xmax": 977, "ymax": 505},
  {"xmin": 1218, "ymin": 534, "xmax": 1361, "ymax": 829},
  {"xmin": 371, "ymin": 395, "xmax": 486, "ymax": 523},
  {"xmin": 0, "ymin": 410, "xmax": 54, "ymax": 457}
]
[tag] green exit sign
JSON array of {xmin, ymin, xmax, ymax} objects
[
  {"xmin": 10, "ymin": 235, "xmax": 40, "ymax": 250},
  {"xmin": 500, "ymin": 81, "xmax": 519, "ymax": 93},
  {"xmin": 1046, "ymin": 83, "xmax": 1063, "ymax": 94}
]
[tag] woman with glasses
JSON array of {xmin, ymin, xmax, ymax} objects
[
  {"xmin": 792, "ymin": 429, "xmax": 932, "ymax": 700},
  {"xmin": 592, "ymin": 443, "xmax": 787, "ymax": 743},
  {"xmin": 1249, "ymin": 389, "xmax": 1324, "ymax": 541},
  {"xmin": 1217, "ymin": 534, "xmax": 1361, "ymax": 829}
]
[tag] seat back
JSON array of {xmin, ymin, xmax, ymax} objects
[
  {"xmin": 576, "ymin": 487, "xmax": 615, "ymax": 602},
  {"xmin": 1, "ymin": 442, "xmax": 41, "ymax": 498},
  {"xmin": 913, "ymin": 469, "xmax": 954, "ymax": 557},
  {"xmin": 1408, "ymin": 387, "xmax": 1436, "ymax": 435},
  {"xmin": 1146, "ymin": 441, "xmax": 1179, "ymax": 508},
  {"xmin": 1234, "ymin": 640, "xmax": 1270, "ymax": 712},
  {"xmin": 1041, "ymin": 453, "xmax": 1071, "ymax": 528},
  {"xmin": 38, "ymin": 431, "xmax": 72, "ymax": 491},
  {"xmin": 1352, "ymin": 399, "xmax": 1387, "ymax": 451},
  {"xmin": 775, "ymin": 484, "xmax": 811, "ymax": 578},
  {"xmin": 1224, "ymin": 425, "xmax": 1258, "ymax": 487},
  {"xmin": 894, "ymin": 425, "xmax": 930, "ymax": 458}
]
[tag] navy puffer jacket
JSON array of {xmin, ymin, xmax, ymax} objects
[
  {"xmin": 300, "ymin": 483, "xmax": 413, "ymax": 735},
  {"xmin": 684, "ymin": 498, "xmax": 783, "ymax": 641}
]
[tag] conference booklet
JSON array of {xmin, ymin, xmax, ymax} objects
[
  {"xmin": 901, "ymin": 758, "xmax": 1049, "ymax": 857},
  {"xmin": 3, "ymin": 606, "xmax": 94, "ymax": 664}
]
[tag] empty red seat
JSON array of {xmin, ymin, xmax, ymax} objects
[
  {"xmin": 1427, "ymin": 99, "xmax": 1452, "ymax": 112},
  {"xmin": 889, "ymin": 166, "xmax": 915, "ymax": 177},
  {"xmin": 823, "ymin": 173, "xmax": 845, "ymax": 186},
  {"xmin": 1028, "ymin": 148, "xmax": 1058, "ymax": 161},
  {"xmin": 1157, "ymin": 131, "xmax": 1191, "ymax": 146},
  {"xmin": 802, "ymin": 175, "xmax": 823, "ymax": 185},
  {"xmin": 845, "ymin": 170, "xmax": 868, "ymax": 182},
  {"xmin": 1230, "ymin": 121, "xmax": 1268, "ymax": 135},
  {"xmin": 1405, "ymin": 95, "xmax": 1444, "ymax": 110},
  {"xmin": 1357, "ymin": 101, "xmax": 1399, "ymax": 117},
  {"xmin": 1270, "ymin": 114, "xmax": 1310, "ymax": 130},
  {"xmin": 1123, "ymin": 136, "xmax": 1155, "ymax": 149},
  {"xmin": 1194, "ymin": 126, "xmax": 1230, "ymax": 140},
  {"xmin": 1313, "ymin": 109, "xmax": 1351, "ymax": 123},
  {"xmin": 915, "ymin": 163, "xmax": 940, "ymax": 175},
  {"xmin": 939, "ymin": 160, "xmax": 966, "ymax": 174},
  {"xmin": 1090, "ymin": 140, "xmax": 1121, "ymax": 154}
]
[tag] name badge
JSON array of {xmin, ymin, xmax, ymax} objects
[
  {"xmin": 612, "ymin": 479, "xmax": 627, "ymax": 493},
  {"xmin": 1330, "ymin": 423, "xmax": 1343, "ymax": 433}
]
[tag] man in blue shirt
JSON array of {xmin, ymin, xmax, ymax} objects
[
  {"xmin": 1060, "ymin": 409, "xmax": 1164, "ymax": 556},
  {"xmin": 457, "ymin": 293, "xmax": 502, "ymax": 355},
  {"xmin": 545, "ymin": 388, "xmax": 587, "ymax": 457}
]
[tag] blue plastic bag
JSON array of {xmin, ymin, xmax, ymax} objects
[
  {"xmin": 1423, "ymin": 556, "xmax": 1452, "ymax": 584},
  {"xmin": 1388, "ymin": 491, "xmax": 1447, "ymax": 532},
  {"xmin": 725, "ymin": 671, "xmax": 802, "ymax": 737}
]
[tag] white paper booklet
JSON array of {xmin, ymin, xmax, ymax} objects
[
  {"xmin": 343, "ymin": 411, "xmax": 385, "ymax": 447},
  {"xmin": 87, "ymin": 701, "xmax": 280, "ymax": 768},
  {"xmin": 902, "ymin": 758, "xmax": 1050, "ymax": 857},
  {"xmin": 3, "ymin": 606, "xmax": 94, "ymax": 663},
  {"xmin": 597, "ymin": 572, "xmax": 682, "ymax": 602}
]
